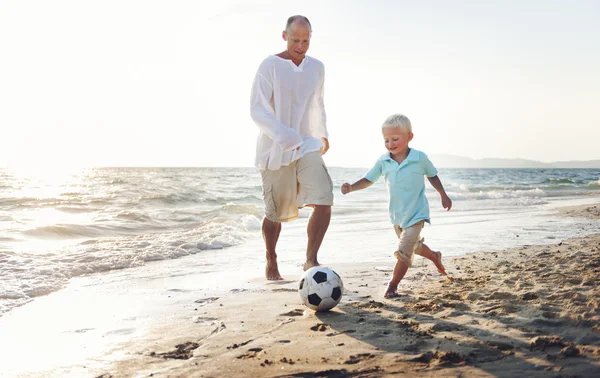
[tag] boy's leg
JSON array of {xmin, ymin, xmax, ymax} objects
[
  {"xmin": 296, "ymin": 152, "xmax": 334, "ymax": 270},
  {"xmin": 418, "ymin": 243, "xmax": 447, "ymax": 276},
  {"xmin": 386, "ymin": 222, "xmax": 423, "ymax": 298},
  {"xmin": 385, "ymin": 259, "xmax": 409, "ymax": 298},
  {"xmin": 263, "ymin": 218, "xmax": 283, "ymax": 280}
]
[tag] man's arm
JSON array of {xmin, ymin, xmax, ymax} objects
[
  {"xmin": 250, "ymin": 69, "xmax": 302, "ymax": 151},
  {"xmin": 320, "ymin": 137, "xmax": 329, "ymax": 155},
  {"xmin": 427, "ymin": 176, "xmax": 452, "ymax": 211},
  {"xmin": 315, "ymin": 66, "xmax": 328, "ymax": 155}
]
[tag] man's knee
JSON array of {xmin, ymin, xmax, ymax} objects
[
  {"xmin": 263, "ymin": 217, "xmax": 281, "ymax": 229},
  {"xmin": 313, "ymin": 204, "xmax": 331, "ymax": 216}
]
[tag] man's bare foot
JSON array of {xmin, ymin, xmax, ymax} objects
[
  {"xmin": 384, "ymin": 284, "xmax": 399, "ymax": 299},
  {"xmin": 432, "ymin": 251, "xmax": 447, "ymax": 276},
  {"xmin": 266, "ymin": 256, "xmax": 283, "ymax": 280},
  {"xmin": 303, "ymin": 260, "xmax": 320, "ymax": 271}
]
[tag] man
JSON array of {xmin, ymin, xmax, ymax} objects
[{"xmin": 250, "ymin": 15, "xmax": 333, "ymax": 280}]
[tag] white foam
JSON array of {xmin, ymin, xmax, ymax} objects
[
  {"xmin": 0, "ymin": 214, "xmax": 262, "ymax": 316},
  {"xmin": 448, "ymin": 188, "xmax": 546, "ymax": 201}
]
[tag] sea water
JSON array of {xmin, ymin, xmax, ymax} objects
[{"xmin": 1, "ymin": 166, "xmax": 600, "ymax": 316}]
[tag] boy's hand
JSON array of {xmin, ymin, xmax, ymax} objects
[
  {"xmin": 441, "ymin": 194, "xmax": 452, "ymax": 211},
  {"xmin": 341, "ymin": 183, "xmax": 352, "ymax": 195}
]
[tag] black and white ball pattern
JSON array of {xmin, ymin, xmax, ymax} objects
[{"xmin": 298, "ymin": 266, "xmax": 343, "ymax": 312}]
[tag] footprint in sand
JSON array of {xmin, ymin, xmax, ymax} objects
[
  {"xmin": 326, "ymin": 329, "xmax": 357, "ymax": 337},
  {"xmin": 431, "ymin": 322, "xmax": 466, "ymax": 332},
  {"xmin": 343, "ymin": 353, "xmax": 376, "ymax": 364},
  {"xmin": 352, "ymin": 300, "xmax": 385, "ymax": 310},
  {"xmin": 193, "ymin": 316, "xmax": 218, "ymax": 324},
  {"xmin": 194, "ymin": 297, "xmax": 219, "ymax": 306},
  {"xmin": 227, "ymin": 339, "xmax": 253, "ymax": 349},
  {"xmin": 237, "ymin": 347, "xmax": 263, "ymax": 359},
  {"xmin": 410, "ymin": 351, "xmax": 466, "ymax": 365},
  {"xmin": 280, "ymin": 309, "xmax": 305, "ymax": 317},
  {"xmin": 530, "ymin": 336, "xmax": 581, "ymax": 359},
  {"xmin": 152, "ymin": 342, "xmax": 200, "ymax": 360},
  {"xmin": 310, "ymin": 323, "xmax": 330, "ymax": 331},
  {"xmin": 272, "ymin": 288, "xmax": 296, "ymax": 292}
]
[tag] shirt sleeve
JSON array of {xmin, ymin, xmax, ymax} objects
[
  {"xmin": 420, "ymin": 152, "xmax": 438, "ymax": 177},
  {"xmin": 250, "ymin": 65, "xmax": 303, "ymax": 152},
  {"xmin": 312, "ymin": 66, "xmax": 328, "ymax": 139},
  {"xmin": 364, "ymin": 159, "xmax": 383, "ymax": 183}
]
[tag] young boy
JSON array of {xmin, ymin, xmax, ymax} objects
[{"xmin": 341, "ymin": 114, "xmax": 452, "ymax": 298}]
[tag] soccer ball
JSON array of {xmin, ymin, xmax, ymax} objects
[{"xmin": 299, "ymin": 266, "xmax": 344, "ymax": 312}]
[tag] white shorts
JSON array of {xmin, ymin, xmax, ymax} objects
[
  {"xmin": 260, "ymin": 151, "xmax": 334, "ymax": 222},
  {"xmin": 393, "ymin": 221, "xmax": 425, "ymax": 267}
]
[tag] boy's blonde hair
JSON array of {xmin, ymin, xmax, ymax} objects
[{"xmin": 382, "ymin": 114, "xmax": 412, "ymax": 132}]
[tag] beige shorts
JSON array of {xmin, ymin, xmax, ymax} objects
[
  {"xmin": 393, "ymin": 221, "xmax": 425, "ymax": 267},
  {"xmin": 260, "ymin": 151, "xmax": 334, "ymax": 222}
]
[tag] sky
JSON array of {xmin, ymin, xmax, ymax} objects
[{"xmin": 1, "ymin": 0, "xmax": 599, "ymax": 169}]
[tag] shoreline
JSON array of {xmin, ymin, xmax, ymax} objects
[{"xmin": 2, "ymin": 204, "xmax": 600, "ymax": 377}]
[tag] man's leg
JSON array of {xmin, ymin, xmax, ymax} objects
[
  {"xmin": 296, "ymin": 151, "xmax": 334, "ymax": 271},
  {"xmin": 263, "ymin": 217, "xmax": 283, "ymax": 280},
  {"xmin": 304, "ymin": 204, "xmax": 331, "ymax": 270},
  {"xmin": 260, "ymin": 163, "xmax": 297, "ymax": 281}
]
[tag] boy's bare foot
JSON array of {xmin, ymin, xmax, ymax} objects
[
  {"xmin": 266, "ymin": 256, "xmax": 283, "ymax": 280},
  {"xmin": 303, "ymin": 260, "xmax": 320, "ymax": 271},
  {"xmin": 432, "ymin": 251, "xmax": 447, "ymax": 276},
  {"xmin": 384, "ymin": 284, "xmax": 399, "ymax": 298}
]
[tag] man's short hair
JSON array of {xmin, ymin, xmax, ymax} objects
[
  {"xmin": 286, "ymin": 15, "xmax": 312, "ymax": 32},
  {"xmin": 382, "ymin": 114, "xmax": 412, "ymax": 132}
]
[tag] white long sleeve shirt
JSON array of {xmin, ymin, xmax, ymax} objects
[{"xmin": 250, "ymin": 55, "xmax": 328, "ymax": 171}]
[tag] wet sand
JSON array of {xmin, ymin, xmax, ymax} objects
[{"xmin": 84, "ymin": 204, "xmax": 600, "ymax": 377}]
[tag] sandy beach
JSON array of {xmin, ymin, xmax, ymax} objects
[{"xmin": 59, "ymin": 203, "xmax": 596, "ymax": 378}]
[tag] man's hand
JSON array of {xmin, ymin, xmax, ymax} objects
[{"xmin": 320, "ymin": 137, "xmax": 329, "ymax": 155}]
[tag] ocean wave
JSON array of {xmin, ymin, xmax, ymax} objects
[
  {"xmin": 59, "ymin": 191, "xmax": 82, "ymax": 196},
  {"xmin": 449, "ymin": 188, "xmax": 546, "ymax": 201},
  {"xmin": 0, "ymin": 197, "xmax": 43, "ymax": 207},
  {"xmin": 544, "ymin": 178, "xmax": 575, "ymax": 184},
  {"xmin": 215, "ymin": 194, "xmax": 262, "ymax": 203},
  {"xmin": 21, "ymin": 223, "xmax": 154, "ymax": 239},
  {"xmin": 586, "ymin": 180, "xmax": 600, "ymax": 189},
  {"xmin": 55, "ymin": 206, "xmax": 96, "ymax": 213},
  {"xmin": 220, "ymin": 202, "xmax": 263, "ymax": 216},
  {"xmin": 194, "ymin": 203, "xmax": 263, "ymax": 220},
  {"xmin": 23, "ymin": 224, "xmax": 103, "ymax": 238},
  {"xmin": 0, "ymin": 213, "xmax": 262, "ymax": 316},
  {"xmin": 115, "ymin": 211, "xmax": 153, "ymax": 222},
  {"xmin": 139, "ymin": 192, "xmax": 203, "ymax": 205}
]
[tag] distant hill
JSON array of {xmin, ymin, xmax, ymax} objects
[{"xmin": 430, "ymin": 154, "xmax": 600, "ymax": 169}]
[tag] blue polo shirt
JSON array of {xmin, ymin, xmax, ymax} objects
[{"xmin": 364, "ymin": 148, "xmax": 438, "ymax": 228}]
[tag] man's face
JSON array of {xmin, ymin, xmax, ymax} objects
[{"xmin": 283, "ymin": 22, "xmax": 311, "ymax": 62}]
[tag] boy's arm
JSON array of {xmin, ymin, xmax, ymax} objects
[
  {"xmin": 427, "ymin": 176, "xmax": 452, "ymax": 211},
  {"xmin": 341, "ymin": 178, "xmax": 373, "ymax": 195}
]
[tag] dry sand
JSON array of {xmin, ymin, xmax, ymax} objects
[{"xmin": 97, "ymin": 204, "xmax": 600, "ymax": 377}]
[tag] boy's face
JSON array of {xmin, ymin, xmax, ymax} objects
[{"xmin": 383, "ymin": 127, "xmax": 413, "ymax": 156}]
